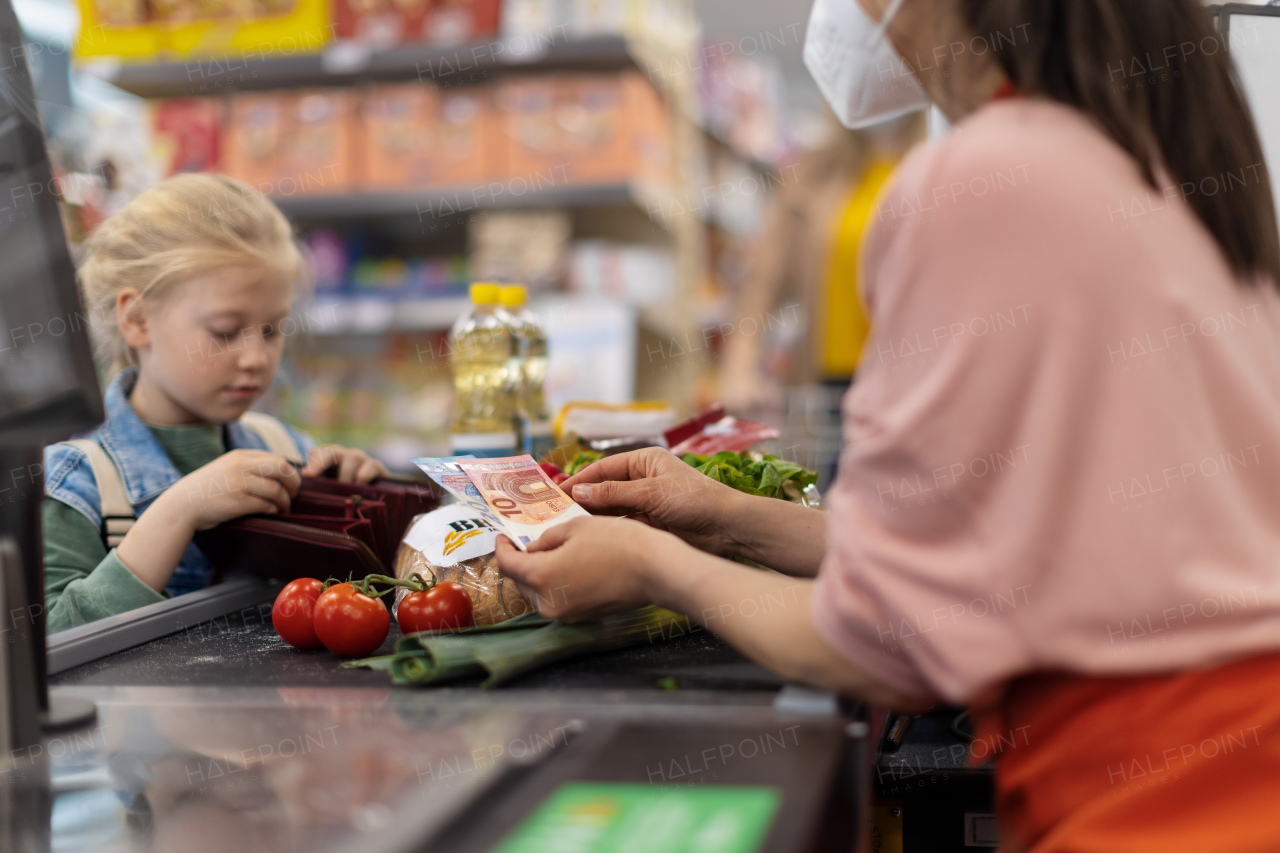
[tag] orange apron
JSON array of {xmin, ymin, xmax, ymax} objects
[{"xmin": 972, "ymin": 653, "xmax": 1280, "ymax": 853}]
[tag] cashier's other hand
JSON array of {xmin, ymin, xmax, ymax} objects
[
  {"xmin": 301, "ymin": 444, "xmax": 389, "ymax": 483},
  {"xmin": 495, "ymin": 517, "xmax": 668, "ymax": 623},
  {"xmin": 561, "ymin": 447, "xmax": 743, "ymax": 557}
]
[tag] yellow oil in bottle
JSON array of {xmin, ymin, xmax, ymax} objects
[{"xmin": 449, "ymin": 283, "xmax": 516, "ymax": 457}]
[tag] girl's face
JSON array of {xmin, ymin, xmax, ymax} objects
[{"xmin": 122, "ymin": 265, "xmax": 294, "ymax": 425}]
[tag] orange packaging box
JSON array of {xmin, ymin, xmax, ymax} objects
[
  {"xmin": 623, "ymin": 71, "xmax": 673, "ymax": 188},
  {"xmin": 360, "ymin": 84, "xmax": 432, "ymax": 188},
  {"xmin": 493, "ymin": 76, "xmax": 559, "ymax": 182},
  {"xmin": 279, "ymin": 89, "xmax": 359, "ymax": 195},
  {"xmin": 151, "ymin": 97, "xmax": 225, "ymax": 176},
  {"xmin": 494, "ymin": 73, "xmax": 671, "ymax": 187},
  {"xmin": 222, "ymin": 91, "xmax": 289, "ymax": 192},
  {"xmin": 432, "ymin": 87, "xmax": 500, "ymax": 185},
  {"xmin": 360, "ymin": 83, "xmax": 498, "ymax": 189}
]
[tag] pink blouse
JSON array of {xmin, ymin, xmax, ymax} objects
[{"xmin": 812, "ymin": 98, "xmax": 1280, "ymax": 704}]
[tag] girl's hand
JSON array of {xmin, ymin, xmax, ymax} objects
[
  {"xmin": 165, "ymin": 449, "xmax": 302, "ymax": 531},
  {"xmin": 301, "ymin": 445, "xmax": 389, "ymax": 483},
  {"xmin": 495, "ymin": 516, "xmax": 680, "ymax": 623},
  {"xmin": 560, "ymin": 448, "xmax": 745, "ymax": 557},
  {"xmin": 119, "ymin": 450, "xmax": 300, "ymax": 592}
]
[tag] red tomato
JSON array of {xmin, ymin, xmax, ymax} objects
[
  {"xmin": 272, "ymin": 578, "xmax": 325, "ymax": 650},
  {"xmin": 538, "ymin": 462, "xmax": 563, "ymax": 479},
  {"xmin": 397, "ymin": 582, "xmax": 475, "ymax": 634},
  {"xmin": 313, "ymin": 582, "xmax": 390, "ymax": 657}
]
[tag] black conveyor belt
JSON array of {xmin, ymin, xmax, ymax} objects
[{"xmin": 50, "ymin": 592, "xmax": 787, "ymax": 694}]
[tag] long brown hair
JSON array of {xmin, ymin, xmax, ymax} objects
[{"xmin": 960, "ymin": 0, "xmax": 1280, "ymax": 288}]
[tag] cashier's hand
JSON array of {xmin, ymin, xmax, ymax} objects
[
  {"xmin": 301, "ymin": 444, "xmax": 389, "ymax": 483},
  {"xmin": 560, "ymin": 448, "xmax": 744, "ymax": 557},
  {"xmin": 495, "ymin": 516, "xmax": 678, "ymax": 623}
]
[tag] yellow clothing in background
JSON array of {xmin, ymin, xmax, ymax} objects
[{"xmin": 821, "ymin": 160, "xmax": 897, "ymax": 378}]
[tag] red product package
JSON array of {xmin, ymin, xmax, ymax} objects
[
  {"xmin": 334, "ymin": 0, "xmax": 499, "ymax": 45},
  {"xmin": 152, "ymin": 98, "xmax": 224, "ymax": 175},
  {"xmin": 423, "ymin": 0, "xmax": 499, "ymax": 44},
  {"xmin": 668, "ymin": 414, "xmax": 780, "ymax": 457}
]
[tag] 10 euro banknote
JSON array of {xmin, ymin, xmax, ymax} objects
[
  {"xmin": 413, "ymin": 455, "xmax": 589, "ymax": 550},
  {"xmin": 457, "ymin": 456, "xmax": 589, "ymax": 550}
]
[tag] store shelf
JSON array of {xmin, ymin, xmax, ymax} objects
[
  {"xmin": 306, "ymin": 294, "xmax": 686, "ymax": 338},
  {"xmin": 307, "ymin": 295, "xmax": 471, "ymax": 334},
  {"xmin": 83, "ymin": 35, "xmax": 646, "ymax": 99},
  {"xmin": 273, "ymin": 181, "xmax": 677, "ymax": 234}
]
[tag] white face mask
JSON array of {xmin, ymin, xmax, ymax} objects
[{"xmin": 804, "ymin": 0, "xmax": 931, "ymax": 130}]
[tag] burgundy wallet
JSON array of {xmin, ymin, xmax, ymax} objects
[{"xmin": 197, "ymin": 476, "xmax": 440, "ymax": 584}]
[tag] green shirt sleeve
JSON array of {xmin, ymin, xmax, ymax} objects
[{"xmin": 43, "ymin": 497, "xmax": 166, "ymax": 634}]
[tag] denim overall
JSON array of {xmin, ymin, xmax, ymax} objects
[{"xmin": 42, "ymin": 368, "xmax": 314, "ymax": 596}]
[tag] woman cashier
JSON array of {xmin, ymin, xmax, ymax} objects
[{"xmin": 498, "ymin": 0, "xmax": 1280, "ymax": 849}]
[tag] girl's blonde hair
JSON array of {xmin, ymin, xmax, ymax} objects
[{"xmin": 79, "ymin": 173, "xmax": 307, "ymax": 374}]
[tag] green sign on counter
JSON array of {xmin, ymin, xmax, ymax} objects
[{"xmin": 492, "ymin": 782, "xmax": 782, "ymax": 853}]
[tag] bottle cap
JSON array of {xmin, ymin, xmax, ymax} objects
[
  {"xmin": 470, "ymin": 283, "xmax": 501, "ymax": 305},
  {"xmin": 499, "ymin": 285, "xmax": 528, "ymax": 308}
]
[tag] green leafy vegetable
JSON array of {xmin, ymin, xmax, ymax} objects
[
  {"xmin": 680, "ymin": 451, "xmax": 818, "ymax": 499},
  {"xmin": 563, "ymin": 450, "xmax": 604, "ymax": 477}
]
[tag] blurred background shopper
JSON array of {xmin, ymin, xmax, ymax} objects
[{"xmin": 718, "ymin": 112, "xmax": 924, "ymax": 408}]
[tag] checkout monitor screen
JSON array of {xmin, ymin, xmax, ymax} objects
[{"xmin": 0, "ymin": 1, "xmax": 102, "ymax": 445}]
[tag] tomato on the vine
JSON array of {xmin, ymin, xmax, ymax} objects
[
  {"xmin": 313, "ymin": 582, "xmax": 390, "ymax": 657},
  {"xmin": 272, "ymin": 578, "xmax": 325, "ymax": 650},
  {"xmin": 398, "ymin": 582, "xmax": 475, "ymax": 634}
]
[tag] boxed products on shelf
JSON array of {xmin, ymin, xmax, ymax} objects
[
  {"xmin": 152, "ymin": 98, "xmax": 224, "ymax": 175},
  {"xmin": 697, "ymin": 49, "xmax": 790, "ymax": 168},
  {"xmin": 221, "ymin": 92, "xmax": 288, "ymax": 188},
  {"xmin": 333, "ymin": 0, "xmax": 501, "ymax": 46},
  {"xmin": 76, "ymin": 0, "xmax": 696, "ymax": 62},
  {"xmin": 222, "ymin": 89, "xmax": 358, "ymax": 194},
  {"xmin": 303, "ymin": 229, "xmax": 471, "ymax": 300},
  {"xmin": 198, "ymin": 72, "xmax": 670, "ymax": 196},
  {"xmin": 500, "ymin": 0, "xmax": 695, "ymax": 47},
  {"xmin": 494, "ymin": 71, "xmax": 671, "ymax": 186},
  {"xmin": 360, "ymin": 84, "xmax": 501, "ymax": 189},
  {"xmin": 285, "ymin": 89, "xmax": 360, "ymax": 192},
  {"xmin": 349, "ymin": 255, "xmax": 471, "ymax": 299},
  {"xmin": 76, "ymin": 0, "xmax": 331, "ymax": 60},
  {"xmin": 469, "ymin": 210, "xmax": 571, "ymax": 288},
  {"xmin": 567, "ymin": 240, "xmax": 675, "ymax": 306}
]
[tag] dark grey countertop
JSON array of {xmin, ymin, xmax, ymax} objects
[{"xmin": 50, "ymin": 596, "xmax": 788, "ymax": 699}]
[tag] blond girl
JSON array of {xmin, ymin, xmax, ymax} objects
[{"xmin": 44, "ymin": 174, "xmax": 384, "ymax": 632}]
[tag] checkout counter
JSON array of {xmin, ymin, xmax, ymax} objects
[
  {"xmin": 39, "ymin": 577, "xmax": 873, "ymax": 853},
  {"xmin": 32, "ymin": 575, "xmax": 1002, "ymax": 853}
]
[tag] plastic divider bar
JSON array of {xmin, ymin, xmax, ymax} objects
[{"xmin": 46, "ymin": 577, "xmax": 278, "ymax": 675}]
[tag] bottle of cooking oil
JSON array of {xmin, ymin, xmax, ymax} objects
[
  {"xmin": 499, "ymin": 284, "xmax": 554, "ymax": 459},
  {"xmin": 448, "ymin": 283, "xmax": 516, "ymax": 458}
]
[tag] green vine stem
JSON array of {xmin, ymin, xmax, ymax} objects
[{"xmin": 316, "ymin": 572, "xmax": 439, "ymax": 599}]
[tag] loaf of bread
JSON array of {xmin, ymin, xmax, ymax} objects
[{"xmin": 393, "ymin": 537, "xmax": 531, "ymax": 627}]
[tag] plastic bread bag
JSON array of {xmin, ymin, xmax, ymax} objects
[{"xmin": 392, "ymin": 504, "xmax": 532, "ymax": 627}]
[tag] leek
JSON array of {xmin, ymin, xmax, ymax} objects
[{"xmin": 346, "ymin": 607, "xmax": 694, "ymax": 688}]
